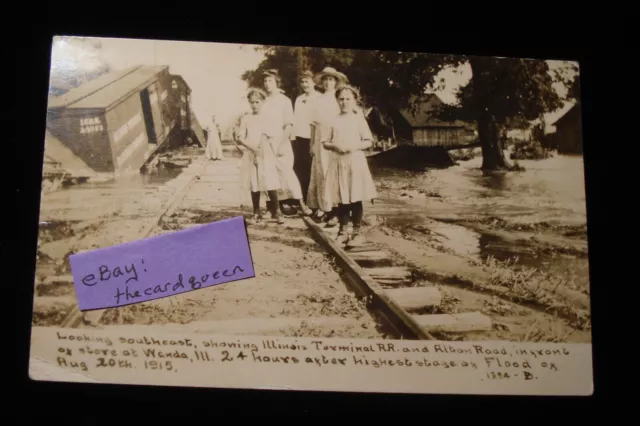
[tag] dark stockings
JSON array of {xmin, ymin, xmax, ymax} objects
[
  {"xmin": 338, "ymin": 201, "xmax": 363, "ymax": 233},
  {"xmin": 251, "ymin": 191, "xmax": 261, "ymax": 214},
  {"xmin": 254, "ymin": 191, "xmax": 280, "ymax": 217},
  {"xmin": 267, "ymin": 190, "xmax": 279, "ymax": 217},
  {"xmin": 351, "ymin": 201, "xmax": 363, "ymax": 231},
  {"xmin": 338, "ymin": 204, "xmax": 349, "ymax": 231},
  {"xmin": 325, "ymin": 207, "xmax": 339, "ymax": 221}
]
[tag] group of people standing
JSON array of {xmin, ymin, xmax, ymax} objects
[{"xmin": 232, "ymin": 66, "xmax": 377, "ymax": 246}]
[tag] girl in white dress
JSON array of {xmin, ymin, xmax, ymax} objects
[
  {"xmin": 261, "ymin": 69, "xmax": 312, "ymax": 216},
  {"xmin": 234, "ymin": 88, "xmax": 284, "ymax": 224},
  {"xmin": 307, "ymin": 67, "xmax": 347, "ymax": 226},
  {"xmin": 321, "ymin": 85, "xmax": 377, "ymax": 246}
]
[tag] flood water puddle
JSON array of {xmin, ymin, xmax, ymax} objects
[
  {"xmin": 370, "ymin": 207, "xmax": 588, "ymax": 286},
  {"xmin": 368, "ymin": 152, "xmax": 590, "ymax": 284},
  {"xmin": 58, "ymin": 152, "xmax": 192, "ymax": 192},
  {"xmin": 377, "ymin": 213, "xmax": 483, "ymax": 258}
]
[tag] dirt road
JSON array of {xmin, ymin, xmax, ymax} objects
[{"xmin": 33, "ymin": 147, "xmax": 386, "ymax": 340}]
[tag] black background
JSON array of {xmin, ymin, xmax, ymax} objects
[{"xmin": 9, "ymin": 3, "xmax": 614, "ymax": 417}]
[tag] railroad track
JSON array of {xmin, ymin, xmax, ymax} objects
[{"xmin": 302, "ymin": 217, "xmax": 494, "ymax": 340}]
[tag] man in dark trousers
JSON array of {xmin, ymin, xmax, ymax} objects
[{"xmin": 291, "ymin": 70, "xmax": 319, "ymax": 203}]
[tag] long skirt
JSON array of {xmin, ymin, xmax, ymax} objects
[
  {"xmin": 274, "ymin": 139, "xmax": 303, "ymax": 201},
  {"xmin": 306, "ymin": 130, "xmax": 332, "ymax": 211},
  {"xmin": 205, "ymin": 132, "xmax": 224, "ymax": 160},
  {"xmin": 292, "ymin": 137, "xmax": 312, "ymax": 201},
  {"xmin": 239, "ymin": 145, "xmax": 280, "ymax": 198},
  {"xmin": 323, "ymin": 150, "xmax": 377, "ymax": 207}
]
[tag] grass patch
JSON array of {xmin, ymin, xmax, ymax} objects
[
  {"xmin": 444, "ymin": 215, "xmax": 588, "ymax": 236},
  {"xmin": 482, "ymin": 255, "xmax": 591, "ymax": 330},
  {"xmin": 294, "ymin": 292, "xmax": 370, "ymax": 318},
  {"xmin": 519, "ymin": 318, "xmax": 581, "ymax": 343}
]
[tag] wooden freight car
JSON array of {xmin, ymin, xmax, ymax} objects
[{"xmin": 46, "ymin": 65, "xmax": 205, "ymax": 176}]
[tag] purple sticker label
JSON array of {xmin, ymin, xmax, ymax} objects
[{"xmin": 69, "ymin": 216, "xmax": 254, "ymax": 310}]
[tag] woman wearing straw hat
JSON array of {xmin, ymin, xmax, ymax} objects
[
  {"xmin": 261, "ymin": 69, "xmax": 313, "ymax": 217},
  {"xmin": 307, "ymin": 66, "xmax": 347, "ymax": 227}
]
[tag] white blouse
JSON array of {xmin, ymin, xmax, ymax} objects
[
  {"xmin": 262, "ymin": 92, "xmax": 294, "ymax": 133},
  {"xmin": 309, "ymin": 91, "xmax": 340, "ymax": 127},
  {"xmin": 324, "ymin": 112, "xmax": 373, "ymax": 152},
  {"xmin": 293, "ymin": 91, "xmax": 319, "ymax": 139}
]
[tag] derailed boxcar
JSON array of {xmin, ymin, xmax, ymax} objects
[{"xmin": 45, "ymin": 65, "xmax": 205, "ymax": 176}]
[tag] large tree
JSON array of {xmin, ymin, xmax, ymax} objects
[
  {"xmin": 242, "ymin": 46, "xmax": 575, "ymax": 171},
  {"xmin": 564, "ymin": 67, "xmax": 581, "ymax": 105},
  {"xmin": 435, "ymin": 56, "xmax": 567, "ymax": 169}
]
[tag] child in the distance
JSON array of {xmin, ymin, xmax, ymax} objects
[
  {"xmin": 234, "ymin": 87, "xmax": 285, "ymax": 224},
  {"xmin": 321, "ymin": 85, "xmax": 377, "ymax": 246}
]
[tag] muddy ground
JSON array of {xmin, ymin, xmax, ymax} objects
[
  {"xmin": 360, "ymin": 172, "xmax": 592, "ymax": 343},
  {"xmin": 32, "ymin": 149, "xmax": 387, "ymax": 340},
  {"xmin": 106, "ymin": 206, "xmax": 387, "ymax": 339}
]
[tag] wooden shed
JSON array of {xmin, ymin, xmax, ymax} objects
[
  {"xmin": 392, "ymin": 94, "xmax": 476, "ymax": 148},
  {"xmin": 45, "ymin": 65, "xmax": 205, "ymax": 175},
  {"xmin": 550, "ymin": 103, "xmax": 583, "ymax": 154}
]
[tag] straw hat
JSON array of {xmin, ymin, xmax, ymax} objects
[{"xmin": 314, "ymin": 67, "xmax": 347, "ymax": 85}]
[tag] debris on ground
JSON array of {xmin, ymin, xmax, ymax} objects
[
  {"xmin": 32, "ymin": 305, "xmax": 70, "ymax": 327},
  {"xmin": 449, "ymin": 148, "xmax": 480, "ymax": 162},
  {"xmin": 38, "ymin": 220, "xmax": 77, "ymax": 244},
  {"xmin": 100, "ymin": 302, "xmax": 201, "ymax": 326},
  {"xmin": 510, "ymin": 140, "xmax": 554, "ymax": 160}
]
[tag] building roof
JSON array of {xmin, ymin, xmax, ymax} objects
[
  {"xmin": 550, "ymin": 102, "xmax": 580, "ymax": 127},
  {"xmin": 43, "ymin": 130, "xmax": 99, "ymax": 178},
  {"xmin": 47, "ymin": 66, "xmax": 141, "ymax": 109},
  {"xmin": 398, "ymin": 94, "xmax": 469, "ymax": 128},
  {"xmin": 47, "ymin": 65, "xmax": 169, "ymax": 110}
]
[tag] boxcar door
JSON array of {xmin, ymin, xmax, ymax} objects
[
  {"xmin": 147, "ymin": 82, "xmax": 165, "ymax": 143},
  {"xmin": 140, "ymin": 88, "xmax": 157, "ymax": 144}
]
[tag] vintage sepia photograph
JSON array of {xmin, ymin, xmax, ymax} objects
[{"xmin": 29, "ymin": 36, "xmax": 591, "ymax": 394}]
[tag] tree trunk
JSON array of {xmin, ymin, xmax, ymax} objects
[
  {"xmin": 477, "ymin": 114, "xmax": 511, "ymax": 170},
  {"xmin": 469, "ymin": 57, "xmax": 513, "ymax": 171}
]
